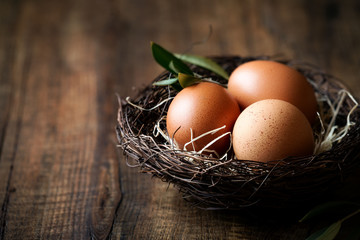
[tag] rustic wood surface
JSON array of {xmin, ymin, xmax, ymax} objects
[{"xmin": 1, "ymin": 0, "xmax": 360, "ymax": 239}]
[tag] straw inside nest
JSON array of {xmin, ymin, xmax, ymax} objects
[{"xmin": 116, "ymin": 56, "xmax": 360, "ymax": 209}]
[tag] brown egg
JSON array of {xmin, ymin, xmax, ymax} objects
[
  {"xmin": 232, "ymin": 99, "xmax": 314, "ymax": 162},
  {"xmin": 228, "ymin": 60, "xmax": 318, "ymax": 124},
  {"xmin": 166, "ymin": 82, "xmax": 241, "ymax": 156}
]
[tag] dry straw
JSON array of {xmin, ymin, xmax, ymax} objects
[{"xmin": 116, "ymin": 56, "xmax": 360, "ymax": 210}]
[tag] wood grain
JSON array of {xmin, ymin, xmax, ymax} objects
[
  {"xmin": 0, "ymin": 0, "xmax": 122, "ymax": 239},
  {"xmin": 0, "ymin": 0, "xmax": 359, "ymax": 239}
]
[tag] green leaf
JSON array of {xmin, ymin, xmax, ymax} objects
[
  {"xmin": 299, "ymin": 201, "xmax": 360, "ymax": 223},
  {"xmin": 152, "ymin": 77, "xmax": 182, "ymax": 91},
  {"xmin": 304, "ymin": 208, "xmax": 360, "ymax": 240},
  {"xmin": 151, "ymin": 42, "xmax": 193, "ymax": 76},
  {"xmin": 178, "ymin": 73, "xmax": 202, "ymax": 88},
  {"xmin": 153, "ymin": 78, "xmax": 178, "ymax": 86},
  {"xmin": 175, "ymin": 53, "xmax": 229, "ymax": 80},
  {"xmin": 306, "ymin": 221, "xmax": 341, "ymax": 240}
]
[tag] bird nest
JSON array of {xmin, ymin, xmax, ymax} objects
[{"xmin": 116, "ymin": 56, "xmax": 360, "ymax": 210}]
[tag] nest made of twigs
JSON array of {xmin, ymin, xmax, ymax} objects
[{"xmin": 116, "ymin": 56, "xmax": 360, "ymax": 210}]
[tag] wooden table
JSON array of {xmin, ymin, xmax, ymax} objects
[{"xmin": 1, "ymin": 0, "xmax": 360, "ymax": 239}]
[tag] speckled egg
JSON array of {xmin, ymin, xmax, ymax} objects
[
  {"xmin": 228, "ymin": 60, "xmax": 318, "ymax": 124},
  {"xmin": 232, "ymin": 99, "xmax": 315, "ymax": 162},
  {"xmin": 166, "ymin": 82, "xmax": 241, "ymax": 156}
]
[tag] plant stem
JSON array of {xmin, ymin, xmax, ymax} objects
[{"xmin": 340, "ymin": 208, "xmax": 360, "ymax": 223}]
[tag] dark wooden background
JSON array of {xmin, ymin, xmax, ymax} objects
[{"xmin": 1, "ymin": 0, "xmax": 360, "ymax": 239}]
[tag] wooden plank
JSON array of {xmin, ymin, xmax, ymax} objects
[
  {"xmin": 0, "ymin": 0, "xmax": 122, "ymax": 239},
  {"xmin": 0, "ymin": 1, "xmax": 29, "ymax": 238}
]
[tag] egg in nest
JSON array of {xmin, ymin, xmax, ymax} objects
[
  {"xmin": 166, "ymin": 82, "xmax": 241, "ymax": 156},
  {"xmin": 232, "ymin": 99, "xmax": 315, "ymax": 162},
  {"xmin": 228, "ymin": 60, "xmax": 318, "ymax": 124}
]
